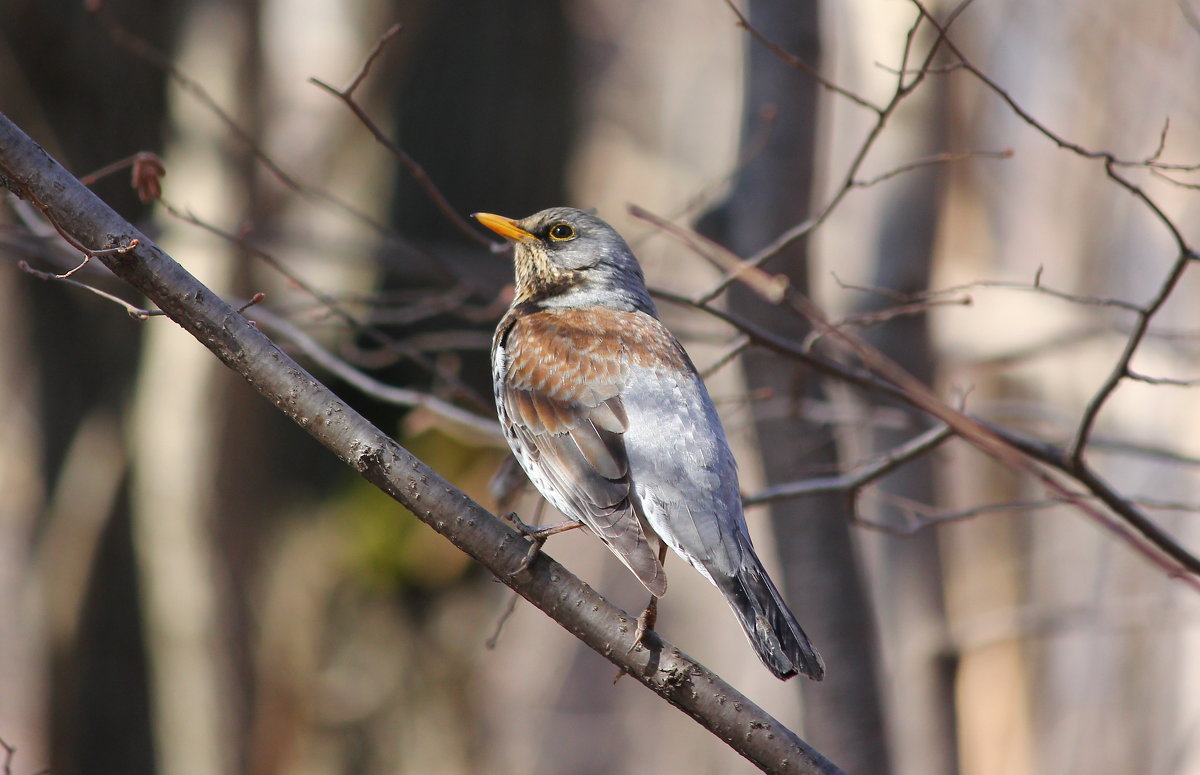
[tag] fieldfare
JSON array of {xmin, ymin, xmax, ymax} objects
[{"xmin": 476, "ymin": 207, "xmax": 824, "ymax": 681}]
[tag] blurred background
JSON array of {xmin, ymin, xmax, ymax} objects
[{"xmin": 2, "ymin": 1, "xmax": 1199, "ymax": 774}]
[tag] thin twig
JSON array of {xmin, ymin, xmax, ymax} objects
[
  {"xmin": 160, "ymin": 199, "xmax": 493, "ymax": 413},
  {"xmin": 79, "ymin": 151, "xmax": 166, "ymax": 203},
  {"xmin": 1182, "ymin": 0, "xmax": 1200, "ymax": 35},
  {"xmin": 631, "ymin": 205, "xmax": 788, "ymax": 302},
  {"xmin": 485, "ymin": 498, "xmax": 546, "ymax": 649},
  {"xmin": 344, "ymin": 23, "xmax": 403, "ymax": 97},
  {"xmin": 905, "ymin": 1, "xmax": 1200, "ymax": 468},
  {"xmin": 851, "ymin": 149, "xmax": 1012, "ymax": 187},
  {"xmin": 308, "ymin": 24, "xmax": 490, "ymax": 248},
  {"xmin": 94, "ymin": 9, "xmax": 454, "ymax": 275},
  {"xmin": 856, "ymin": 494, "xmax": 1071, "ymax": 536},
  {"xmin": 1125, "ymin": 369, "xmax": 1200, "ymax": 388},
  {"xmin": 250, "ymin": 307, "xmax": 504, "ymax": 443},
  {"xmin": 1150, "ymin": 167, "xmax": 1200, "ymax": 190},
  {"xmin": 485, "ymin": 591, "xmax": 521, "ymax": 650},
  {"xmin": 700, "ymin": 335, "xmax": 752, "ymax": 379},
  {"xmin": 1130, "ymin": 496, "xmax": 1200, "ymax": 513},
  {"xmin": 699, "ymin": 1, "xmax": 972, "ymax": 303},
  {"xmin": 744, "ymin": 424, "xmax": 953, "ymax": 505},
  {"xmin": 18, "ymin": 260, "xmax": 164, "ymax": 319},
  {"xmin": 721, "ymin": 0, "xmax": 882, "ymax": 112}
]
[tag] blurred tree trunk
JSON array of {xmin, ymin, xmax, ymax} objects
[
  {"xmin": 126, "ymin": 2, "xmax": 258, "ymax": 773},
  {"xmin": 858, "ymin": 138, "xmax": 958, "ymax": 775},
  {"xmin": 838, "ymin": 9, "xmax": 959, "ymax": 771},
  {"xmin": 0, "ymin": 261, "xmax": 47, "ymax": 769},
  {"xmin": 700, "ymin": 3, "xmax": 891, "ymax": 773},
  {"xmin": 0, "ymin": 1, "xmax": 171, "ymax": 774}
]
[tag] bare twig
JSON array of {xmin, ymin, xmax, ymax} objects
[
  {"xmin": 343, "ymin": 23, "xmax": 403, "ymax": 97},
  {"xmin": 913, "ymin": 4, "xmax": 1200, "ymax": 173},
  {"xmin": 804, "ymin": 295, "xmax": 973, "ymax": 352},
  {"xmin": 1150, "ymin": 167, "xmax": 1200, "ymax": 190},
  {"xmin": 18, "ymin": 260, "xmax": 164, "ymax": 319},
  {"xmin": 700, "ymin": 335, "xmax": 752, "ymax": 379},
  {"xmin": 851, "ymin": 149, "xmax": 1012, "ymax": 188},
  {"xmin": 485, "ymin": 498, "xmax": 546, "ymax": 650},
  {"xmin": 250, "ymin": 306, "xmax": 504, "ymax": 443},
  {"xmin": 911, "ymin": 0, "xmax": 1200, "ymax": 469},
  {"xmin": 1068, "ymin": 218, "xmax": 1195, "ymax": 463},
  {"xmin": 79, "ymin": 151, "xmax": 166, "ymax": 203},
  {"xmin": 699, "ymin": 1, "xmax": 974, "ymax": 303},
  {"xmin": 721, "ymin": 0, "xmax": 882, "ymax": 112},
  {"xmin": 14, "ymin": 175, "xmax": 142, "ymax": 276},
  {"xmin": 632, "ymin": 205, "xmax": 788, "ymax": 302},
  {"xmin": 93, "ymin": 9, "xmax": 454, "ymax": 276},
  {"xmin": 1182, "ymin": 0, "xmax": 1200, "ymax": 35},
  {"xmin": 1131, "ymin": 496, "xmax": 1200, "ymax": 513},
  {"xmin": 484, "ymin": 591, "xmax": 521, "ymax": 650},
  {"xmin": 308, "ymin": 26, "xmax": 491, "ymax": 248},
  {"xmin": 856, "ymin": 494, "xmax": 1071, "ymax": 536},
  {"xmin": 910, "ymin": 273, "xmax": 1144, "ymax": 313},
  {"xmin": 744, "ymin": 423, "xmax": 953, "ymax": 505},
  {"xmin": 159, "ymin": 199, "xmax": 493, "ymax": 413},
  {"xmin": 1125, "ymin": 369, "xmax": 1200, "ymax": 388}
]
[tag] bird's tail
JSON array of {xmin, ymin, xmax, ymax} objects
[{"xmin": 717, "ymin": 544, "xmax": 825, "ymax": 681}]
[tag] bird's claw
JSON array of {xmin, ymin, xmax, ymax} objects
[
  {"xmin": 500, "ymin": 512, "xmax": 543, "ymax": 577},
  {"xmin": 509, "ymin": 533, "xmax": 547, "ymax": 577},
  {"xmin": 499, "ymin": 510, "xmax": 533, "ymax": 534},
  {"xmin": 500, "ymin": 513, "xmax": 583, "ymax": 577},
  {"xmin": 615, "ymin": 597, "xmax": 661, "ymax": 683},
  {"xmin": 629, "ymin": 596, "xmax": 659, "ymax": 653}
]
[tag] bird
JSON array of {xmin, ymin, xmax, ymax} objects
[{"xmin": 475, "ymin": 206, "xmax": 824, "ymax": 681}]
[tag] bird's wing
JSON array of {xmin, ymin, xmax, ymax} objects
[{"xmin": 499, "ymin": 309, "xmax": 666, "ymax": 596}]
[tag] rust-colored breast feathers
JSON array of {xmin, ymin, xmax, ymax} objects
[
  {"xmin": 498, "ymin": 305, "xmax": 693, "ymax": 507},
  {"xmin": 504, "ymin": 307, "xmax": 688, "ymax": 408}
]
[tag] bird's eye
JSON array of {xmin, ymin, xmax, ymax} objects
[{"xmin": 548, "ymin": 222, "xmax": 576, "ymax": 241}]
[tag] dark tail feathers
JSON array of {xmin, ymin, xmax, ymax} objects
[{"xmin": 718, "ymin": 551, "xmax": 825, "ymax": 681}]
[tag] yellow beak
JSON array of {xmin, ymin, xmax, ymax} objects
[{"xmin": 473, "ymin": 212, "xmax": 536, "ymax": 242}]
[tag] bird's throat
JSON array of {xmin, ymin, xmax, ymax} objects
[{"xmin": 513, "ymin": 252, "xmax": 580, "ymax": 304}]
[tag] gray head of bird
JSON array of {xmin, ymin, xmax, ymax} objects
[{"xmin": 474, "ymin": 207, "xmax": 657, "ymax": 315}]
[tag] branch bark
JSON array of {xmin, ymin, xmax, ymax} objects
[{"xmin": 0, "ymin": 111, "xmax": 844, "ymax": 775}]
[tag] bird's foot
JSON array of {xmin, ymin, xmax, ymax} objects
[
  {"xmin": 510, "ymin": 533, "xmax": 546, "ymax": 577},
  {"xmin": 630, "ymin": 596, "xmax": 659, "ymax": 652},
  {"xmin": 615, "ymin": 596, "xmax": 662, "ymax": 683},
  {"xmin": 499, "ymin": 512, "xmax": 581, "ymax": 577}
]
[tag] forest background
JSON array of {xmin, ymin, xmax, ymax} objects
[{"xmin": 1, "ymin": 1, "xmax": 1199, "ymax": 774}]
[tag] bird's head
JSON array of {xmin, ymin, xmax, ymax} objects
[{"xmin": 474, "ymin": 207, "xmax": 656, "ymax": 314}]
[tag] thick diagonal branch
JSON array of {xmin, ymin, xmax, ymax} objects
[{"xmin": 0, "ymin": 111, "xmax": 842, "ymax": 775}]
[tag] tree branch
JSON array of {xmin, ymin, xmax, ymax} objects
[
  {"xmin": 0, "ymin": 111, "xmax": 843, "ymax": 775},
  {"xmin": 744, "ymin": 423, "xmax": 953, "ymax": 505}
]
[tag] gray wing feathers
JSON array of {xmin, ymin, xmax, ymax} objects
[
  {"xmin": 622, "ymin": 368, "xmax": 746, "ymax": 578},
  {"xmin": 504, "ymin": 383, "xmax": 667, "ymax": 597},
  {"xmin": 622, "ymin": 366, "xmax": 823, "ymax": 680}
]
